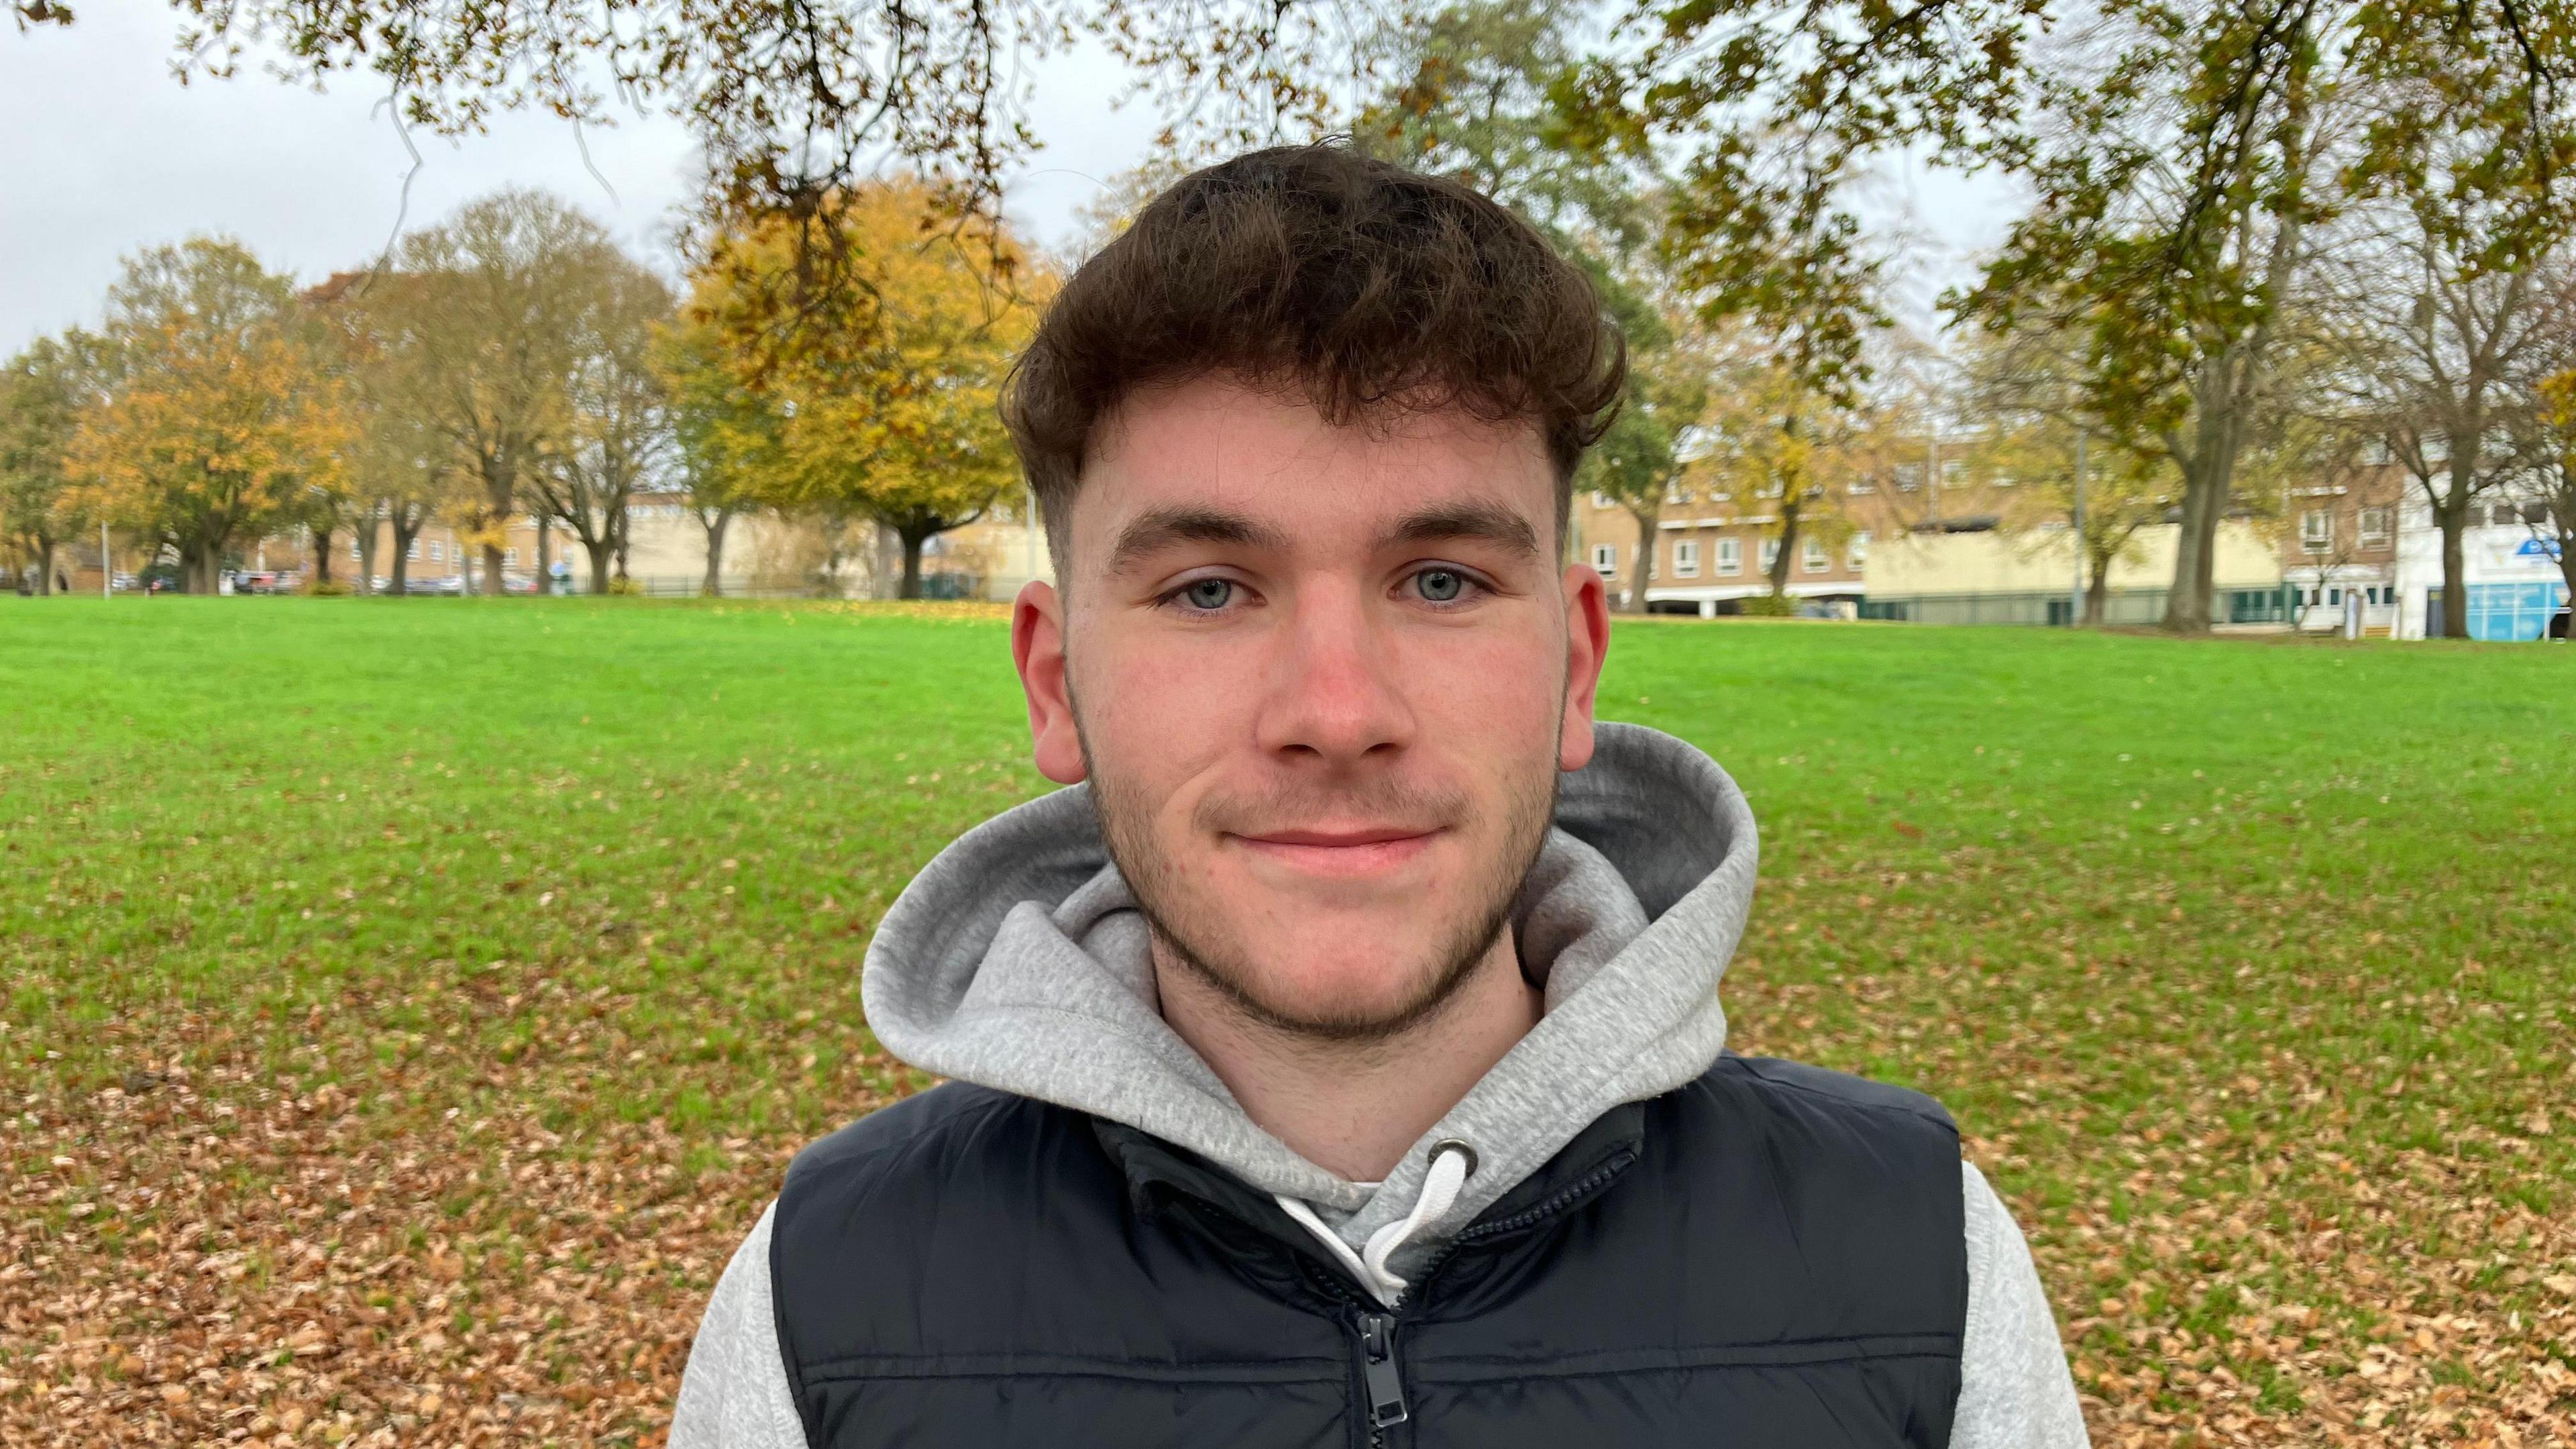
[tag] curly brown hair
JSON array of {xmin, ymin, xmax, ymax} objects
[{"xmin": 1000, "ymin": 144, "xmax": 1627, "ymax": 560}]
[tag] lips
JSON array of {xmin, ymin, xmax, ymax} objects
[{"xmin": 1229, "ymin": 825, "xmax": 1443, "ymax": 878}]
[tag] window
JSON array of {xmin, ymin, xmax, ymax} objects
[
  {"xmin": 1663, "ymin": 482, "xmax": 1693, "ymax": 506},
  {"xmin": 1848, "ymin": 530, "xmax": 1872, "ymax": 568},
  {"xmin": 1759, "ymin": 537, "xmax": 1781, "ymax": 573},
  {"xmin": 1715, "ymin": 537, "xmax": 1742, "ymax": 576},
  {"xmin": 503, "ymin": 548, "xmax": 519, "ymax": 566},
  {"xmin": 2300, "ymin": 510, "xmax": 2333, "ymax": 554},
  {"xmin": 1591, "ymin": 491, "xmax": 1613, "ymax": 510},
  {"xmin": 2358, "ymin": 508, "xmax": 2392, "ymax": 549},
  {"xmin": 1802, "ymin": 537, "xmax": 1829, "ymax": 572},
  {"xmin": 423, "ymin": 541, "xmax": 437, "ymax": 562},
  {"xmin": 1894, "ymin": 464, "xmax": 1923, "ymax": 493},
  {"xmin": 1591, "ymin": 543, "xmax": 1619, "ymax": 578},
  {"xmin": 1673, "ymin": 539, "xmax": 1701, "ymax": 578},
  {"xmin": 347, "ymin": 539, "xmax": 362, "ymax": 560},
  {"xmin": 1941, "ymin": 459, "xmax": 1966, "ymax": 488},
  {"xmin": 1848, "ymin": 478, "xmax": 1876, "ymax": 496}
]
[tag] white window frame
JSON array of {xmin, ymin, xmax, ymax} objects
[
  {"xmin": 1848, "ymin": 531, "xmax": 1872, "ymax": 568},
  {"xmin": 1802, "ymin": 537, "xmax": 1829, "ymax": 573},
  {"xmin": 2300, "ymin": 510, "xmax": 2333, "ymax": 554},
  {"xmin": 423, "ymin": 541, "xmax": 439, "ymax": 562},
  {"xmin": 1590, "ymin": 542, "xmax": 1619, "ymax": 579},
  {"xmin": 1715, "ymin": 537, "xmax": 1742, "ymax": 576},
  {"xmin": 1759, "ymin": 537, "xmax": 1782, "ymax": 574},
  {"xmin": 503, "ymin": 547, "xmax": 520, "ymax": 567},
  {"xmin": 1673, "ymin": 539, "xmax": 1701, "ymax": 578},
  {"xmin": 2357, "ymin": 507, "xmax": 2392, "ymax": 549}
]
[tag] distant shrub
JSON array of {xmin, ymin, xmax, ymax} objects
[
  {"xmin": 607, "ymin": 576, "xmax": 642, "ymax": 596},
  {"xmin": 304, "ymin": 578, "xmax": 354, "ymax": 597},
  {"xmin": 1738, "ymin": 593, "xmax": 1796, "ymax": 617}
]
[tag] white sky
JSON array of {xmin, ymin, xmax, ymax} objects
[{"xmin": 0, "ymin": 9, "xmax": 2014, "ymax": 355}]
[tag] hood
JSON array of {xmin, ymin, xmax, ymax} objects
[{"xmin": 857, "ymin": 721, "xmax": 1759, "ymax": 1261}]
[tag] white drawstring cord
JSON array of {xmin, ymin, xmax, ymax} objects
[{"xmin": 1274, "ymin": 1140, "xmax": 1477, "ymax": 1307}]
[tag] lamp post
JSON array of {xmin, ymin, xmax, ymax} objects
[{"xmin": 2070, "ymin": 431, "xmax": 2087, "ymax": 627}]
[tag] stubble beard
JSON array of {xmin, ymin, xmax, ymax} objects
[{"xmin": 1080, "ymin": 707, "xmax": 1562, "ymax": 1047}]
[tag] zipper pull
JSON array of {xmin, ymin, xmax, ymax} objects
[{"xmin": 1358, "ymin": 1312, "xmax": 1408, "ymax": 1429}]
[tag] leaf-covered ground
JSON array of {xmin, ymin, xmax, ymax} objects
[{"xmin": 3, "ymin": 599, "xmax": 2569, "ymax": 1448}]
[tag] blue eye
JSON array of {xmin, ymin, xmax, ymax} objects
[
  {"xmin": 1415, "ymin": 568, "xmax": 1466, "ymax": 603},
  {"xmin": 1181, "ymin": 578, "xmax": 1235, "ymax": 610}
]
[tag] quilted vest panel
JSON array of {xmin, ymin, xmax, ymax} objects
[{"xmin": 769, "ymin": 1055, "xmax": 1968, "ymax": 1449}]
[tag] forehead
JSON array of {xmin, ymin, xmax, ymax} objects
[{"xmin": 1073, "ymin": 378, "xmax": 1555, "ymax": 555}]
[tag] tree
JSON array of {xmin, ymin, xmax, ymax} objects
[
  {"xmin": 1953, "ymin": 2, "xmax": 2343, "ymax": 633},
  {"xmin": 686, "ymin": 182, "xmax": 1046, "ymax": 598},
  {"xmin": 1682, "ymin": 343, "xmax": 1882, "ymax": 604},
  {"xmin": 66, "ymin": 239, "xmax": 352, "ymax": 594},
  {"xmin": 319, "ymin": 273, "xmax": 455, "ymax": 596},
  {"xmin": 2312, "ymin": 90, "xmax": 2576, "ymax": 638},
  {"xmin": 1964, "ymin": 319, "xmax": 2171, "ymax": 624},
  {"xmin": 0, "ymin": 334, "xmax": 95, "ymax": 594},
  {"xmin": 387, "ymin": 190, "xmax": 627, "ymax": 595},
  {"xmin": 529, "ymin": 257, "xmax": 678, "ymax": 593},
  {"xmin": 660, "ymin": 317, "xmax": 780, "ymax": 596}
]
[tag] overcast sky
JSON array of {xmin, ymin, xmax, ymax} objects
[{"xmin": 1, "ymin": 9, "xmax": 2011, "ymax": 355}]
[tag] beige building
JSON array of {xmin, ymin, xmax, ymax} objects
[
  {"xmin": 1860, "ymin": 519, "xmax": 2286, "ymax": 625},
  {"xmin": 1573, "ymin": 487, "xmax": 1870, "ymax": 615}
]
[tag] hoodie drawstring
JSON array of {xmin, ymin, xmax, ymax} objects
[{"xmin": 1274, "ymin": 1140, "xmax": 1477, "ymax": 1307}]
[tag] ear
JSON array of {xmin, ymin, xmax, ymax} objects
[
  {"xmin": 1013, "ymin": 579, "xmax": 1088, "ymax": 784},
  {"xmin": 1556, "ymin": 562, "xmax": 1612, "ymax": 773}
]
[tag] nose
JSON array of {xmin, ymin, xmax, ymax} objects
[{"xmin": 1254, "ymin": 576, "xmax": 1415, "ymax": 766}]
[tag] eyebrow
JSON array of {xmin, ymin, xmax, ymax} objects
[
  {"xmin": 1105, "ymin": 506, "xmax": 1295, "ymax": 576},
  {"xmin": 1381, "ymin": 502, "xmax": 1542, "ymax": 561}
]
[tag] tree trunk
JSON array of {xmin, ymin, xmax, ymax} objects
[
  {"xmin": 2084, "ymin": 551, "xmax": 2112, "ymax": 625},
  {"xmin": 2163, "ymin": 433, "xmax": 2229, "ymax": 633},
  {"xmin": 536, "ymin": 523, "xmax": 552, "ymax": 593},
  {"xmin": 34, "ymin": 540, "xmax": 54, "ymax": 595},
  {"xmin": 899, "ymin": 527, "xmax": 928, "ymax": 600},
  {"xmin": 1770, "ymin": 498, "xmax": 1803, "ymax": 597},
  {"xmin": 1619, "ymin": 506, "xmax": 1660, "ymax": 611},
  {"xmin": 701, "ymin": 509, "xmax": 735, "ymax": 596},
  {"xmin": 482, "ymin": 455, "xmax": 514, "ymax": 596},
  {"xmin": 354, "ymin": 506, "xmax": 378, "ymax": 594},
  {"xmin": 585, "ymin": 538, "xmax": 616, "ymax": 594},
  {"xmin": 390, "ymin": 511, "xmax": 423, "ymax": 594},
  {"xmin": 2440, "ymin": 506, "xmax": 2469, "ymax": 639},
  {"xmin": 313, "ymin": 525, "xmax": 335, "ymax": 587}
]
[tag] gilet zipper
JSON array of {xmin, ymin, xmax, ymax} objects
[{"xmin": 1357, "ymin": 1311, "xmax": 1407, "ymax": 1446}]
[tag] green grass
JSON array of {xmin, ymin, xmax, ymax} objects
[{"xmin": 3, "ymin": 598, "xmax": 2572, "ymax": 1445}]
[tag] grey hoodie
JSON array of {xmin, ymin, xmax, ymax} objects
[{"xmin": 672, "ymin": 724, "xmax": 2089, "ymax": 1448}]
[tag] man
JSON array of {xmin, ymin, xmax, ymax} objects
[{"xmin": 674, "ymin": 144, "xmax": 2088, "ymax": 1448}]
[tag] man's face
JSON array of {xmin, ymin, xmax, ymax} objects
[{"xmin": 1012, "ymin": 378, "xmax": 1611, "ymax": 1040}]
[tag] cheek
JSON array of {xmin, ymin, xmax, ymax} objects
[
  {"xmin": 1394, "ymin": 626, "xmax": 1564, "ymax": 751},
  {"xmin": 1075, "ymin": 632, "xmax": 1250, "ymax": 804}
]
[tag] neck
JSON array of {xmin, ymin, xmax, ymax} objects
[{"xmin": 1153, "ymin": 930, "xmax": 1544, "ymax": 1183}]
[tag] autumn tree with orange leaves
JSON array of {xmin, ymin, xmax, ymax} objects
[{"xmin": 67, "ymin": 238, "xmax": 354, "ymax": 594}]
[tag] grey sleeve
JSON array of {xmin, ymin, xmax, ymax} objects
[
  {"xmin": 1951, "ymin": 1161, "xmax": 2091, "ymax": 1449},
  {"xmin": 671, "ymin": 1201, "xmax": 809, "ymax": 1449}
]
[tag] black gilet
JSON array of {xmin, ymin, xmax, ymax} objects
[{"xmin": 768, "ymin": 1054, "xmax": 1968, "ymax": 1449}]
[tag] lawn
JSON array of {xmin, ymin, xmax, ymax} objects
[{"xmin": 2, "ymin": 598, "xmax": 2571, "ymax": 1448}]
